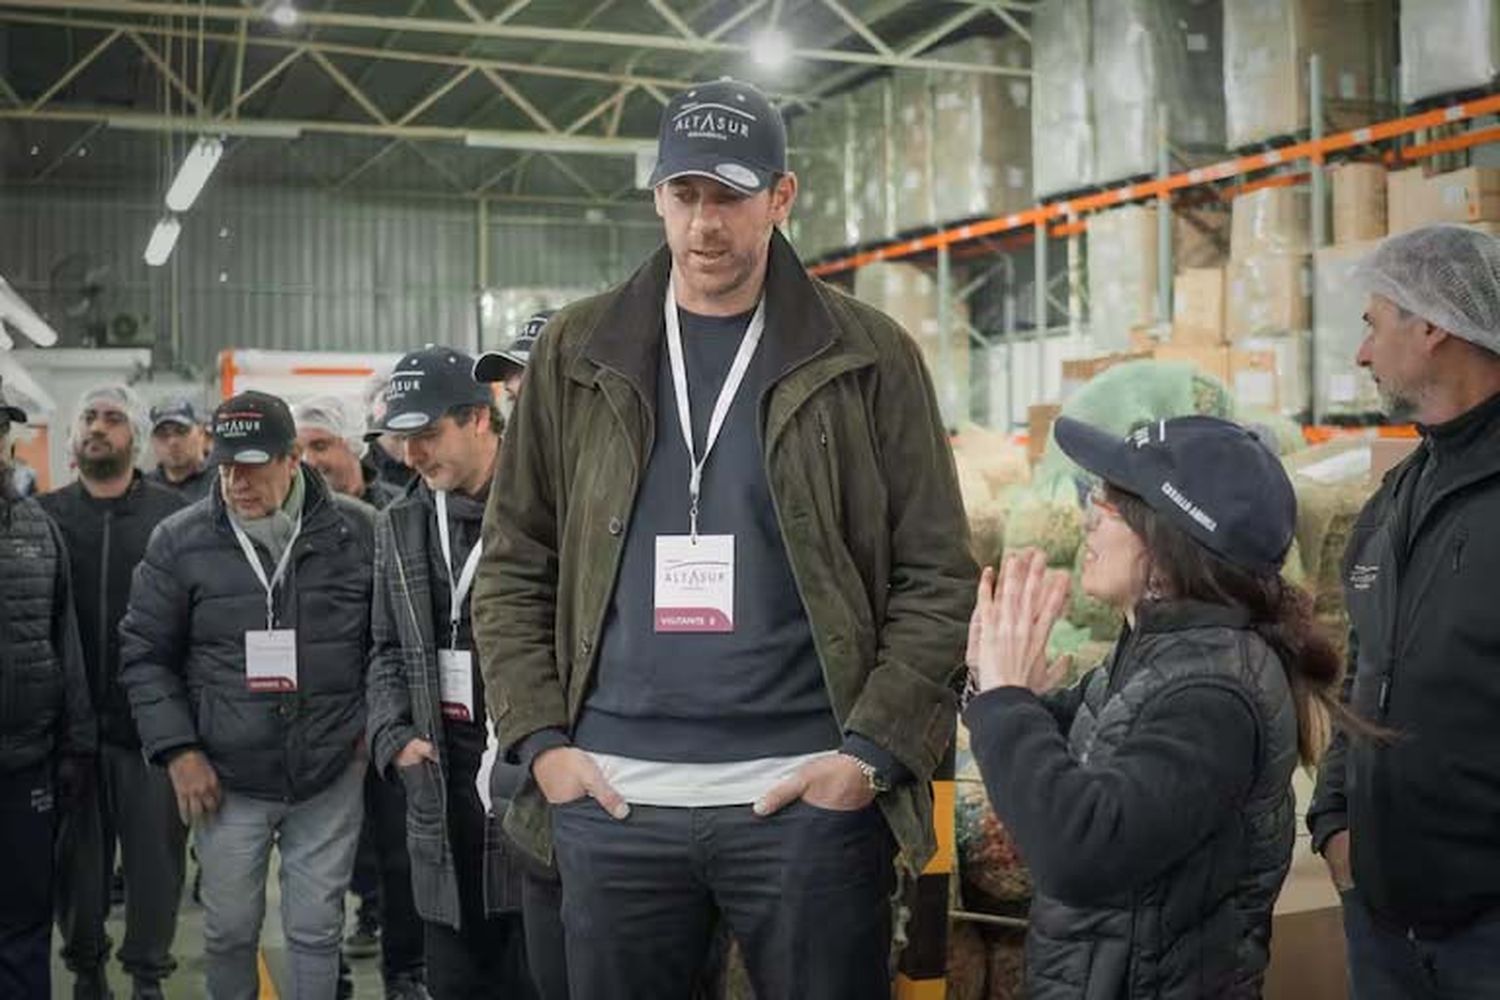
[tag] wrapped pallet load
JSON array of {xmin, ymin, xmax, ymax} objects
[
  {"xmin": 1032, "ymin": 0, "xmax": 1093, "ymax": 197},
  {"xmin": 852, "ymin": 261, "xmax": 970, "ymax": 425},
  {"xmin": 1400, "ymin": 0, "xmax": 1500, "ymax": 104},
  {"xmin": 786, "ymin": 101, "xmax": 850, "ymax": 260},
  {"xmin": 1313, "ymin": 238, "xmax": 1384, "ymax": 417},
  {"xmin": 891, "ymin": 69, "xmax": 934, "ymax": 234},
  {"xmin": 930, "ymin": 36, "xmax": 1033, "ymax": 222},
  {"xmin": 1090, "ymin": 0, "xmax": 1225, "ymax": 185},
  {"xmin": 1223, "ymin": 0, "xmax": 1395, "ymax": 149},
  {"xmin": 845, "ymin": 80, "xmax": 895, "ymax": 246},
  {"xmin": 1086, "ymin": 204, "xmax": 1159, "ymax": 352}
]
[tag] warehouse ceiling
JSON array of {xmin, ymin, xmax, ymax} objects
[{"xmin": 0, "ymin": 0, "xmax": 1034, "ymax": 208}]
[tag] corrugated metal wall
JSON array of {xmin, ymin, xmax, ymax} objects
[{"xmin": 0, "ymin": 185, "xmax": 662, "ymax": 371}]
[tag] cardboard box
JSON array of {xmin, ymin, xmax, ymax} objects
[
  {"xmin": 1313, "ymin": 240, "xmax": 1385, "ymax": 417},
  {"xmin": 1152, "ymin": 344, "xmax": 1230, "ymax": 385},
  {"xmin": 1237, "ymin": 332, "xmax": 1312, "ymax": 417},
  {"xmin": 1386, "ymin": 168, "xmax": 1428, "ymax": 234},
  {"xmin": 1230, "ymin": 347, "xmax": 1283, "ymax": 413},
  {"xmin": 1226, "ymin": 255, "xmax": 1311, "ymax": 339},
  {"xmin": 1332, "ymin": 163, "xmax": 1388, "ymax": 244},
  {"xmin": 1231, "ymin": 186, "xmax": 1311, "ymax": 260},
  {"xmin": 1172, "ymin": 268, "xmax": 1227, "ymax": 346},
  {"xmin": 1087, "ymin": 204, "xmax": 1160, "ymax": 352},
  {"xmin": 1027, "ymin": 403, "xmax": 1062, "ymax": 464},
  {"xmin": 1423, "ymin": 167, "xmax": 1500, "ymax": 227}
]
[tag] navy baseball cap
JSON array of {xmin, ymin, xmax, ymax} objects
[
  {"xmin": 474, "ymin": 310, "xmax": 554, "ymax": 383},
  {"xmin": 648, "ymin": 78, "xmax": 787, "ymax": 195},
  {"xmin": 0, "ymin": 376, "xmax": 26, "ymax": 425},
  {"xmin": 1055, "ymin": 414, "xmax": 1297, "ymax": 574},
  {"xmin": 369, "ymin": 345, "xmax": 492, "ymax": 437},
  {"xmin": 150, "ymin": 396, "xmax": 202, "ymax": 430},
  {"xmin": 209, "ymin": 391, "xmax": 296, "ymax": 466}
]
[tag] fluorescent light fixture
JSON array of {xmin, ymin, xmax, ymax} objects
[
  {"xmin": 108, "ymin": 116, "xmax": 302, "ymax": 140},
  {"xmin": 464, "ymin": 130, "xmax": 655, "ymax": 157},
  {"xmin": 751, "ymin": 27, "xmax": 792, "ymax": 71},
  {"xmin": 143, "ymin": 216, "xmax": 182, "ymax": 268},
  {"xmin": 269, "ymin": 2, "xmax": 299, "ymax": 28},
  {"xmin": 0, "ymin": 275, "xmax": 60, "ymax": 347},
  {"xmin": 165, "ymin": 136, "xmax": 225, "ymax": 213}
]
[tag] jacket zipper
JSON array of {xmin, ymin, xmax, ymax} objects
[{"xmin": 98, "ymin": 509, "xmax": 113, "ymax": 723}]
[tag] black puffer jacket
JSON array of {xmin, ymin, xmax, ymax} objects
[
  {"xmin": 0, "ymin": 495, "xmax": 95, "ymax": 771},
  {"xmin": 119, "ymin": 467, "xmax": 375, "ymax": 802},
  {"xmin": 966, "ymin": 602, "xmax": 1298, "ymax": 999},
  {"xmin": 38, "ymin": 473, "xmax": 186, "ymax": 748}
]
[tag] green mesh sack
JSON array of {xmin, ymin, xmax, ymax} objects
[
  {"xmin": 1240, "ymin": 406, "xmax": 1309, "ymax": 457},
  {"xmin": 1037, "ymin": 359, "xmax": 1235, "ymax": 482}
]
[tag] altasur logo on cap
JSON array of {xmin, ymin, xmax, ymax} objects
[
  {"xmin": 386, "ymin": 372, "xmax": 423, "ymax": 400},
  {"xmin": 215, "ymin": 411, "xmax": 264, "ymax": 437},
  {"xmin": 673, "ymin": 100, "xmax": 756, "ymax": 142}
]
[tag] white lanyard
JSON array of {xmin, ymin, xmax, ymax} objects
[
  {"xmin": 663, "ymin": 273, "xmax": 767, "ymax": 541},
  {"xmin": 230, "ymin": 516, "xmax": 303, "ymax": 631},
  {"xmin": 435, "ymin": 490, "xmax": 483, "ymax": 650}
]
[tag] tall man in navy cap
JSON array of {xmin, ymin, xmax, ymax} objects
[
  {"xmin": 364, "ymin": 347, "xmax": 536, "ymax": 999},
  {"xmin": 119, "ymin": 390, "xmax": 376, "ymax": 1000},
  {"xmin": 473, "ymin": 78, "xmax": 975, "ymax": 998},
  {"xmin": 146, "ymin": 397, "xmax": 214, "ymax": 503}
]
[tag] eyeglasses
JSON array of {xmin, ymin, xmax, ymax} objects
[{"xmin": 1083, "ymin": 486, "xmax": 1122, "ymax": 530}]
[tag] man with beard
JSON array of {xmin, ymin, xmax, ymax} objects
[
  {"xmin": 0, "ymin": 378, "xmax": 95, "ymax": 1000},
  {"xmin": 145, "ymin": 398, "xmax": 214, "ymax": 503},
  {"xmin": 1309, "ymin": 225, "xmax": 1500, "ymax": 997},
  {"xmin": 39, "ymin": 385, "xmax": 188, "ymax": 1000}
]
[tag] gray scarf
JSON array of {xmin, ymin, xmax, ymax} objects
[{"xmin": 231, "ymin": 468, "xmax": 306, "ymax": 564}]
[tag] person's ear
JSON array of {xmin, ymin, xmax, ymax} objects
[{"xmin": 770, "ymin": 172, "xmax": 798, "ymax": 224}]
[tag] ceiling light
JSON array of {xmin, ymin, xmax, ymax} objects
[
  {"xmin": 143, "ymin": 216, "xmax": 182, "ymax": 268},
  {"xmin": 108, "ymin": 116, "xmax": 302, "ymax": 140},
  {"xmin": 165, "ymin": 136, "xmax": 224, "ymax": 213},
  {"xmin": 269, "ymin": 2, "xmax": 299, "ymax": 28},
  {"xmin": 463, "ymin": 130, "xmax": 655, "ymax": 156},
  {"xmin": 750, "ymin": 27, "xmax": 792, "ymax": 71}
]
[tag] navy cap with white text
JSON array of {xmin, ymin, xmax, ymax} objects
[{"xmin": 648, "ymin": 78, "xmax": 787, "ymax": 195}]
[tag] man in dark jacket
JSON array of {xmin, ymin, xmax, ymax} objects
[
  {"xmin": 366, "ymin": 346, "xmax": 532, "ymax": 999},
  {"xmin": 473, "ymin": 79, "xmax": 975, "ymax": 998},
  {"xmin": 1309, "ymin": 225, "xmax": 1500, "ymax": 997},
  {"xmin": 0, "ymin": 381, "xmax": 95, "ymax": 1000},
  {"xmin": 119, "ymin": 390, "xmax": 376, "ymax": 1000},
  {"xmin": 39, "ymin": 384, "xmax": 188, "ymax": 1000},
  {"xmin": 145, "ymin": 397, "xmax": 214, "ymax": 503}
]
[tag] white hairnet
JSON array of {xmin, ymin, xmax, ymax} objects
[
  {"xmin": 293, "ymin": 394, "xmax": 367, "ymax": 459},
  {"xmin": 1355, "ymin": 224, "xmax": 1500, "ymax": 354},
  {"xmin": 70, "ymin": 383, "xmax": 151, "ymax": 465}
]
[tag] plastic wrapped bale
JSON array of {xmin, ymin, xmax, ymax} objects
[
  {"xmin": 845, "ymin": 79, "xmax": 895, "ymax": 246},
  {"xmin": 786, "ymin": 100, "xmax": 849, "ymax": 260},
  {"xmin": 1239, "ymin": 407, "xmax": 1308, "ymax": 456},
  {"xmin": 948, "ymin": 921, "xmax": 989, "ymax": 1000},
  {"xmin": 1032, "ymin": 0, "xmax": 1093, "ymax": 197},
  {"xmin": 984, "ymin": 929, "xmax": 1027, "ymax": 999},
  {"xmin": 1037, "ymin": 359, "xmax": 1234, "ymax": 481},
  {"xmin": 1001, "ymin": 477, "xmax": 1085, "ymax": 569},
  {"xmin": 892, "ymin": 68, "xmax": 935, "ymax": 234},
  {"xmin": 1400, "ymin": 0, "xmax": 1500, "ymax": 104},
  {"xmin": 1086, "ymin": 204, "xmax": 1159, "ymax": 353},
  {"xmin": 953, "ymin": 425, "xmax": 1032, "ymax": 497},
  {"xmin": 1285, "ymin": 439, "xmax": 1381, "ymax": 638},
  {"xmin": 930, "ymin": 36, "xmax": 1034, "ymax": 221},
  {"xmin": 969, "ymin": 501, "xmax": 1007, "ymax": 569}
]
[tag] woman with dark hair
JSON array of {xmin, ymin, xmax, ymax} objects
[{"xmin": 965, "ymin": 414, "xmax": 1351, "ymax": 999}]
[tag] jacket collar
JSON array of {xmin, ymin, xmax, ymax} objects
[
  {"xmin": 575, "ymin": 228, "xmax": 842, "ymax": 401},
  {"xmin": 210, "ymin": 462, "xmax": 339, "ymax": 539},
  {"xmin": 70, "ymin": 468, "xmax": 148, "ymax": 508},
  {"xmin": 1417, "ymin": 388, "xmax": 1500, "ymax": 463},
  {"xmin": 1133, "ymin": 599, "xmax": 1253, "ymax": 635}
]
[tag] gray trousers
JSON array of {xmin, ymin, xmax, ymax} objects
[
  {"xmin": 196, "ymin": 756, "xmax": 365, "ymax": 1000},
  {"xmin": 55, "ymin": 742, "xmax": 188, "ymax": 982}
]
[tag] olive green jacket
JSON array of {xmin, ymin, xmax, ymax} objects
[{"xmin": 473, "ymin": 230, "xmax": 975, "ymax": 874}]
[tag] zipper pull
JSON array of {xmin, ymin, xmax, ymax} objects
[{"xmin": 1378, "ymin": 676, "xmax": 1392, "ymax": 713}]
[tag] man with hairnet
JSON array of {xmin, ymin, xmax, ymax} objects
[
  {"xmin": 145, "ymin": 397, "xmax": 214, "ymax": 503},
  {"xmin": 39, "ymin": 385, "xmax": 188, "ymax": 1000},
  {"xmin": 1308, "ymin": 224, "xmax": 1500, "ymax": 997},
  {"xmin": 295, "ymin": 395, "xmax": 402, "ymax": 511}
]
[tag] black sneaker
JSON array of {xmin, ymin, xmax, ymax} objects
[
  {"xmin": 343, "ymin": 913, "xmax": 380, "ymax": 960},
  {"xmin": 73, "ymin": 971, "xmax": 115, "ymax": 1000}
]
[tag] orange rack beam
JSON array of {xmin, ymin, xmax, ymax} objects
[{"xmin": 810, "ymin": 91, "xmax": 1500, "ymax": 278}]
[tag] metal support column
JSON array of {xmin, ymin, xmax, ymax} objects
[
  {"xmin": 476, "ymin": 197, "xmax": 490, "ymax": 350},
  {"xmin": 1003, "ymin": 255, "xmax": 1017, "ymax": 429},
  {"xmin": 1034, "ymin": 216, "xmax": 1047, "ymax": 404},
  {"xmin": 1066, "ymin": 207, "xmax": 1083, "ymax": 343},
  {"xmin": 937, "ymin": 242, "xmax": 954, "ymax": 425},
  {"xmin": 1156, "ymin": 102, "xmax": 1172, "ymax": 335},
  {"xmin": 1309, "ymin": 53, "xmax": 1326, "ymax": 423}
]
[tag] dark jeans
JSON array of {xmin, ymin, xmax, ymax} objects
[
  {"xmin": 520, "ymin": 871, "xmax": 567, "ymax": 1000},
  {"xmin": 55, "ymin": 742, "xmax": 186, "ymax": 982},
  {"xmin": 363, "ymin": 766, "xmax": 425, "ymax": 980},
  {"xmin": 550, "ymin": 800, "xmax": 896, "ymax": 1000},
  {"xmin": 424, "ymin": 753, "xmax": 536, "ymax": 1000},
  {"xmin": 0, "ymin": 763, "xmax": 55, "ymax": 1000},
  {"xmin": 1343, "ymin": 887, "xmax": 1500, "ymax": 999}
]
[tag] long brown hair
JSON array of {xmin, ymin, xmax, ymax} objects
[{"xmin": 1105, "ymin": 484, "xmax": 1377, "ymax": 765}]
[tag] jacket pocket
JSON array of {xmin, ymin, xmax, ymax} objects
[{"xmin": 398, "ymin": 759, "xmax": 447, "ymax": 866}]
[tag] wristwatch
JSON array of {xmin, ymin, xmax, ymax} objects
[{"xmin": 840, "ymin": 752, "xmax": 891, "ymax": 794}]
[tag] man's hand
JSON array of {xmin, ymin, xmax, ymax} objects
[
  {"xmin": 533, "ymin": 746, "xmax": 629, "ymax": 819},
  {"xmin": 395, "ymin": 738, "xmax": 438, "ymax": 769},
  {"xmin": 754, "ymin": 754, "xmax": 877, "ymax": 817},
  {"xmin": 167, "ymin": 750, "xmax": 222, "ymax": 826},
  {"xmin": 1324, "ymin": 830, "xmax": 1354, "ymax": 892}
]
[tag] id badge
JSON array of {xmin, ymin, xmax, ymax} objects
[
  {"xmin": 245, "ymin": 629, "xmax": 298, "ymax": 692},
  {"xmin": 654, "ymin": 534, "xmax": 734, "ymax": 633},
  {"xmin": 439, "ymin": 649, "xmax": 476, "ymax": 722}
]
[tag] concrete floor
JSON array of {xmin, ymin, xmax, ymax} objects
[{"xmin": 48, "ymin": 855, "xmax": 388, "ymax": 1000}]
